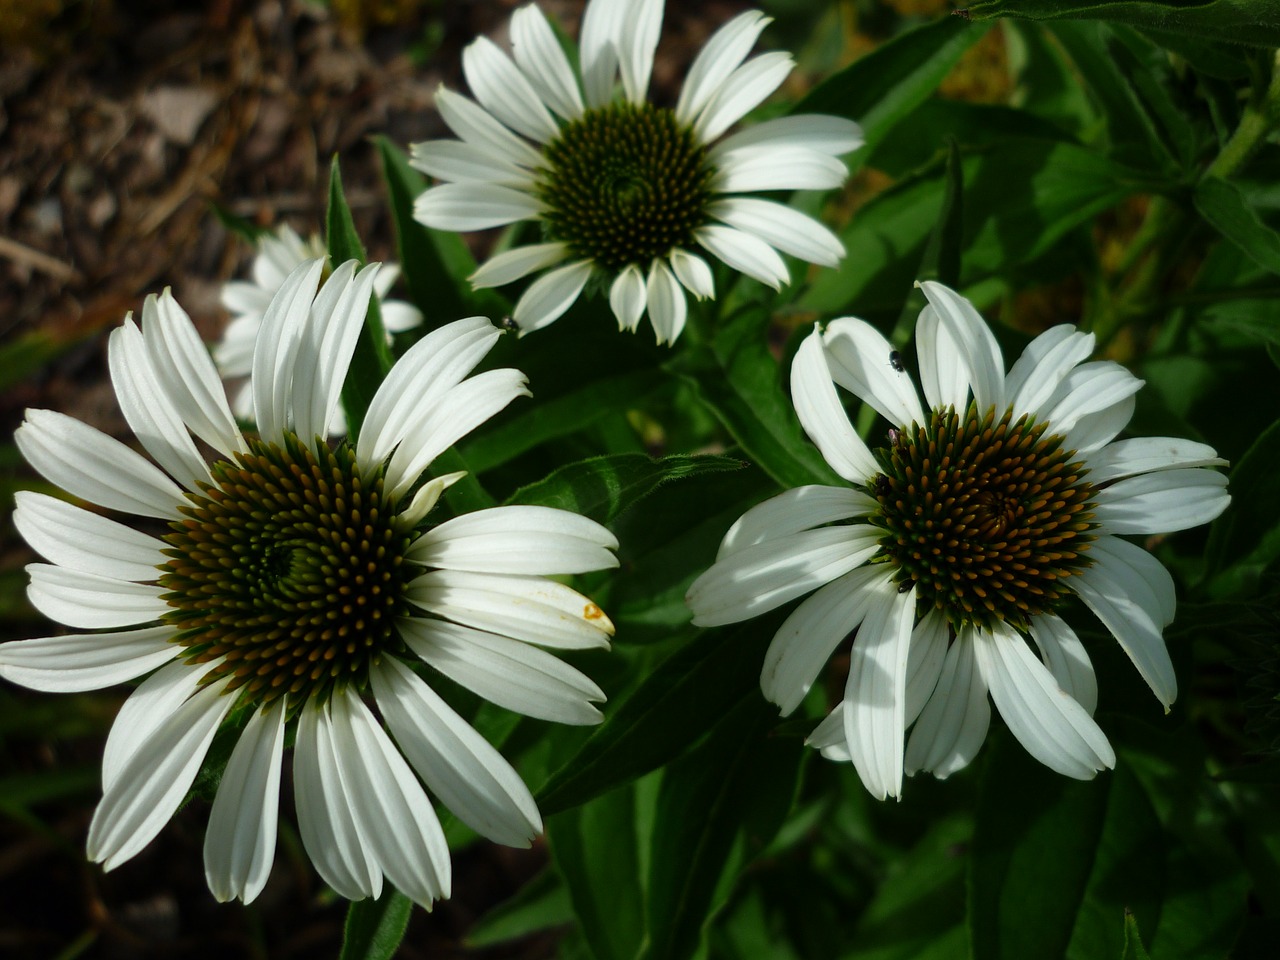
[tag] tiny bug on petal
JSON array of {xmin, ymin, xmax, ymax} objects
[{"xmin": 888, "ymin": 350, "xmax": 904, "ymax": 372}]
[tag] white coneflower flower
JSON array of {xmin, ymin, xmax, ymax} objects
[
  {"xmin": 217, "ymin": 224, "xmax": 423, "ymax": 425},
  {"xmin": 2, "ymin": 260, "xmax": 618, "ymax": 907},
  {"xmin": 412, "ymin": 0, "xmax": 863, "ymax": 344},
  {"xmin": 686, "ymin": 281, "xmax": 1230, "ymax": 798}
]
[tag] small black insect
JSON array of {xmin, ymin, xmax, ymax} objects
[
  {"xmin": 897, "ymin": 579, "xmax": 914, "ymax": 594},
  {"xmin": 500, "ymin": 316, "xmax": 520, "ymax": 333},
  {"xmin": 888, "ymin": 350, "xmax": 904, "ymax": 372},
  {"xmin": 872, "ymin": 474, "xmax": 892, "ymax": 498}
]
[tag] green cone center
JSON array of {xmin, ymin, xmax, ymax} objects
[
  {"xmin": 538, "ymin": 102, "xmax": 714, "ymax": 272},
  {"xmin": 870, "ymin": 405, "xmax": 1097, "ymax": 632},
  {"xmin": 158, "ymin": 432, "xmax": 413, "ymax": 707}
]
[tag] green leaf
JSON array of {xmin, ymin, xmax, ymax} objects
[
  {"xmin": 1195, "ymin": 177, "xmax": 1280, "ymax": 276},
  {"xmin": 327, "ymin": 157, "xmax": 393, "ymax": 437},
  {"xmin": 677, "ymin": 309, "xmax": 842, "ymax": 490},
  {"xmin": 465, "ymin": 869, "xmax": 574, "ymax": 948},
  {"xmin": 548, "ymin": 781, "xmax": 648, "ymax": 960},
  {"xmin": 505, "ymin": 453, "xmax": 745, "ymax": 525},
  {"xmin": 795, "ymin": 17, "xmax": 992, "ymax": 171},
  {"xmin": 1205, "ymin": 418, "xmax": 1280, "ymax": 578},
  {"xmin": 339, "ymin": 888, "xmax": 413, "ymax": 960},
  {"xmin": 1122, "ymin": 912, "xmax": 1154, "ymax": 960},
  {"xmin": 536, "ymin": 616, "xmax": 778, "ymax": 815},
  {"xmin": 968, "ymin": 735, "xmax": 1163, "ymax": 960},
  {"xmin": 642, "ymin": 696, "xmax": 800, "ymax": 960},
  {"xmin": 960, "ymin": 0, "xmax": 1280, "ymax": 48}
]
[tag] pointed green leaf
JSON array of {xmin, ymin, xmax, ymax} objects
[
  {"xmin": 339, "ymin": 888, "xmax": 412, "ymax": 960},
  {"xmin": 1195, "ymin": 177, "xmax": 1280, "ymax": 276}
]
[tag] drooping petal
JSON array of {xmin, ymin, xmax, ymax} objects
[
  {"xmin": 975, "ymin": 624, "xmax": 1114, "ymax": 780},
  {"xmin": 917, "ymin": 282, "xmax": 1005, "ymax": 414},
  {"xmin": 379, "ymin": 299, "xmax": 423, "ymax": 334},
  {"xmin": 646, "ymin": 258, "xmax": 687, "ymax": 345},
  {"xmin": 1063, "ymin": 392, "xmax": 1136, "ymax": 455},
  {"xmin": 0, "ymin": 626, "xmax": 176, "ymax": 693},
  {"xmin": 1092, "ymin": 469, "xmax": 1230, "ymax": 535},
  {"xmin": 511, "ymin": 4, "xmax": 584, "ymax": 119},
  {"xmin": 789, "ymin": 327, "xmax": 879, "ymax": 484},
  {"xmin": 712, "ymin": 113, "xmax": 864, "ymax": 158},
  {"xmin": 463, "ymin": 36, "xmax": 559, "ymax": 142},
  {"xmin": 87, "ymin": 676, "xmax": 235, "ymax": 870},
  {"xmin": 16, "ymin": 410, "xmax": 185, "ymax": 520},
  {"xmin": 204, "ymin": 699, "xmax": 286, "ymax": 904},
  {"xmin": 251, "ymin": 258, "xmax": 326, "ymax": 445},
  {"xmin": 668, "ymin": 248, "xmax": 715, "ymax": 300},
  {"xmin": 686, "ymin": 525, "xmax": 882, "ymax": 627},
  {"xmin": 609, "ymin": 265, "xmax": 647, "ymax": 332},
  {"xmin": 1086, "ymin": 535, "xmax": 1176, "ymax": 626},
  {"xmin": 694, "ymin": 224, "xmax": 789, "ymax": 290},
  {"xmin": 712, "ymin": 145, "xmax": 848, "ymax": 192},
  {"xmin": 400, "ymin": 617, "xmax": 605, "ymax": 724},
  {"xmin": 1029, "ymin": 614, "xmax": 1097, "ymax": 715},
  {"xmin": 1085, "ymin": 437, "xmax": 1227, "ymax": 484},
  {"xmin": 761, "ymin": 565, "xmax": 890, "ymax": 715},
  {"xmin": 915, "ymin": 304, "xmax": 970, "ymax": 413},
  {"xmin": 409, "ymin": 139, "xmax": 534, "ymax": 186},
  {"xmin": 708, "ymin": 198, "xmax": 844, "ymax": 266},
  {"xmin": 823, "ymin": 318, "xmax": 925, "ymax": 429},
  {"xmin": 415, "ymin": 182, "xmax": 545, "ymax": 232},
  {"xmin": 618, "ymin": 0, "xmax": 663, "ymax": 104},
  {"xmin": 471, "ymin": 242, "xmax": 572, "ymax": 288},
  {"xmin": 716, "ymin": 484, "xmax": 876, "ymax": 560},
  {"xmin": 14, "ymin": 491, "xmax": 165, "ymax": 581},
  {"xmin": 842, "ymin": 581, "xmax": 915, "ymax": 799},
  {"xmin": 806, "ymin": 702, "xmax": 850, "ymax": 760},
  {"xmin": 26, "ymin": 564, "xmax": 168, "ymax": 630},
  {"xmin": 904, "ymin": 608, "xmax": 949, "ymax": 726},
  {"xmin": 408, "ymin": 505, "xmax": 618, "ymax": 575},
  {"xmin": 695, "ymin": 51, "xmax": 794, "ymax": 143},
  {"xmin": 511, "ymin": 259, "xmax": 595, "ymax": 333},
  {"xmin": 433, "ymin": 86, "xmax": 544, "ymax": 169},
  {"xmin": 904, "ymin": 635, "xmax": 990, "ymax": 778},
  {"xmin": 1003, "ymin": 325, "xmax": 1096, "ymax": 421},
  {"xmin": 293, "ymin": 700, "xmax": 382, "ymax": 901},
  {"xmin": 579, "ymin": 0, "xmax": 627, "ymax": 107},
  {"xmin": 372, "ymin": 657, "xmax": 542, "ymax": 847},
  {"xmin": 329, "ymin": 687, "xmax": 451, "ymax": 907}
]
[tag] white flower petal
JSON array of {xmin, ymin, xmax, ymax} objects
[
  {"xmin": 609, "ymin": 265, "xmax": 647, "ymax": 332},
  {"xmin": 915, "ymin": 304, "xmax": 969, "ymax": 413},
  {"xmin": 694, "ymin": 224, "xmax": 789, "ymax": 290},
  {"xmin": 379, "ymin": 300, "xmax": 423, "ymax": 334},
  {"xmin": 1063, "ymin": 392, "xmax": 1136, "ymax": 454},
  {"xmin": 842, "ymin": 582, "xmax": 915, "ymax": 799},
  {"xmin": 806, "ymin": 703, "xmax": 851, "ymax": 761},
  {"xmin": 372, "ymin": 657, "xmax": 542, "ymax": 847},
  {"xmin": 409, "ymin": 139, "xmax": 533, "ymax": 186},
  {"xmin": 761, "ymin": 565, "xmax": 890, "ymax": 715},
  {"xmin": 646, "ymin": 258, "xmax": 687, "ymax": 345},
  {"xmin": 293, "ymin": 700, "xmax": 382, "ymax": 901},
  {"xmin": 511, "ymin": 260, "xmax": 595, "ymax": 333},
  {"xmin": 685, "ymin": 524, "xmax": 881, "ymax": 627},
  {"xmin": 717, "ymin": 484, "xmax": 876, "ymax": 560},
  {"xmin": 904, "ymin": 608, "xmax": 949, "ymax": 726},
  {"xmin": 619, "ymin": 0, "xmax": 663, "ymax": 103},
  {"xmin": 1004, "ymin": 325, "xmax": 1097, "ymax": 421},
  {"xmin": 251, "ymin": 258, "xmax": 326, "ymax": 445},
  {"xmin": 1042, "ymin": 361, "xmax": 1144, "ymax": 441},
  {"xmin": 1093, "ymin": 469, "xmax": 1230, "ymax": 535},
  {"xmin": 14, "ymin": 491, "xmax": 165, "ymax": 581},
  {"xmin": 409, "ymin": 505, "xmax": 618, "ymax": 575},
  {"xmin": 220, "ymin": 282, "xmax": 270, "ymax": 318},
  {"xmin": 1029, "ymin": 614, "xmax": 1097, "ymax": 715},
  {"xmin": 87, "ymin": 676, "xmax": 235, "ymax": 870},
  {"xmin": 415, "ymin": 182, "xmax": 544, "ymax": 232},
  {"xmin": 358, "ymin": 316, "xmax": 500, "ymax": 469},
  {"xmin": 709, "ymin": 198, "xmax": 843, "ymax": 267},
  {"xmin": 668, "ymin": 248, "xmax": 715, "ymax": 300},
  {"xmin": 385, "ymin": 368, "xmax": 530, "ymax": 499},
  {"xmin": 330, "ymin": 687, "xmax": 451, "ymax": 907},
  {"xmin": 16, "ymin": 410, "xmax": 185, "ymax": 520},
  {"xmin": 789, "ymin": 327, "xmax": 879, "ymax": 484},
  {"xmin": 975, "ymin": 624, "xmax": 1114, "ymax": 780},
  {"xmin": 676, "ymin": 11, "xmax": 772, "ymax": 125},
  {"xmin": 26, "ymin": 564, "xmax": 167, "ymax": 630},
  {"xmin": 463, "ymin": 36, "xmax": 560, "ymax": 142},
  {"xmin": 695, "ymin": 51, "xmax": 794, "ymax": 143},
  {"xmin": 823, "ymin": 318, "xmax": 926, "ymax": 429},
  {"xmin": 0, "ymin": 625, "xmax": 176, "ymax": 693},
  {"xmin": 400, "ymin": 617, "xmax": 605, "ymax": 725},
  {"xmin": 579, "ymin": 0, "xmax": 627, "ymax": 107},
  {"xmin": 917, "ymin": 282, "xmax": 1005, "ymax": 414},
  {"xmin": 712, "ymin": 113, "xmax": 864, "ymax": 158},
  {"xmin": 407, "ymin": 569, "xmax": 614, "ymax": 650},
  {"xmin": 204, "ymin": 699, "xmax": 286, "ymax": 904},
  {"xmin": 471, "ymin": 242, "xmax": 572, "ymax": 288},
  {"xmin": 434, "ymin": 85, "xmax": 544, "ymax": 169},
  {"xmin": 712, "ymin": 145, "xmax": 848, "ymax": 192},
  {"xmin": 904, "ymin": 635, "xmax": 990, "ymax": 778},
  {"xmin": 143, "ymin": 291, "xmax": 245, "ymax": 458},
  {"xmin": 511, "ymin": 4, "xmax": 584, "ymax": 119},
  {"xmin": 1086, "ymin": 437, "xmax": 1227, "ymax": 484}
]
